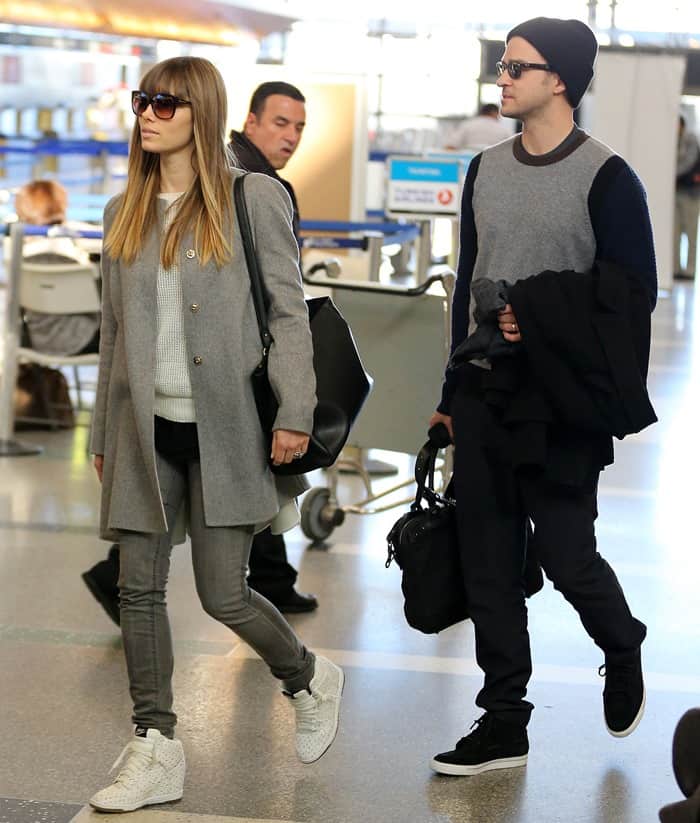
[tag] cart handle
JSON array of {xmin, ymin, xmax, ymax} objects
[{"xmin": 303, "ymin": 265, "xmax": 455, "ymax": 297}]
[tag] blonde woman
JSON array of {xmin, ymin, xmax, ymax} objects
[{"xmin": 89, "ymin": 57, "xmax": 343, "ymax": 813}]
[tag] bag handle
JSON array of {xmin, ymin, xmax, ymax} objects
[
  {"xmin": 413, "ymin": 423, "xmax": 452, "ymax": 507},
  {"xmin": 414, "ymin": 441, "xmax": 437, "ymax": 499},
  {"xmin": 234, "ymin": 174, "xmax": 273, "ymax": 354}
]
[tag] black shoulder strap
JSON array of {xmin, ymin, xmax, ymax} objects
[{"xmin": 234, "ymin": 174, "xmax": 273, "ymax": 352}]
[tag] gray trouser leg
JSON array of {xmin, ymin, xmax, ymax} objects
[
  {"xmin": 117, "ymin": 454, "xmax": 314, "ymax": 737},
  {"xmin": 186, "ymin": 459, "xmax": 314, "ymax": 692}
]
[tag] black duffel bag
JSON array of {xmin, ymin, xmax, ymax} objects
[
  {"xmin": 235, "ymin": 174, "xmax": 373, "ymax": 475},
  {"xmin": 385, "ymin": 424, "xmax": 469, "ymax": 634}
]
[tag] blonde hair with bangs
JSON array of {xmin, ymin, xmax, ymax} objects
[{"xmin": 105, "ymin": 56, "xmax": 233, "ymax": 268}]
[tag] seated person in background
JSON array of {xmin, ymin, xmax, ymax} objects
[{"xmin": 13, "ymin": 179, "xmax": 100, "ymax": 356}]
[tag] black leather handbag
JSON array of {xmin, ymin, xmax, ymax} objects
[
  {"xmin": 386, "ymin": 425, "xmax": 469, "ymax": 633},
  {"xmin": 234, "ymin": 174, "xmax": 373, "ymax": 475}
]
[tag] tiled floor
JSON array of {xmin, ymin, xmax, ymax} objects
[{"xmin": 0, "ymin": 282, "xmax": 698, "ymax": 823}]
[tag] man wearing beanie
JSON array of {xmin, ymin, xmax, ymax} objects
[{"xmin": 430, "ymin": 17, "xmax": 656, "ymax": 776}]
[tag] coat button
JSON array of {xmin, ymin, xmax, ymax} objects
[
  {"xmin": 186, "ymin": 249, "xmax": 196, "ymax": 259},
  {"xmin": 190, "ymin": 303, "xmax": 200, "ymax": 313},
  {"xmin": 193, "ymin": 355, "xmax": 203, "ymax": 365}
]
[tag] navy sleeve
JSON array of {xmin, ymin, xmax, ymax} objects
[
  {"xmin": 589, "ymin": 156, "xmax": 658, "ymax": 310},
  {"xmin": 437, "ymin": 153, "xmax": 482, "ymax": 414}
]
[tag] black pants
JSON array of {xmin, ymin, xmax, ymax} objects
[
  {"xmin": 451, "ymin": 382, "xmax": 646, "ymax": 727},
  {"xmin": 248, "ymin": 528, "xmax": 297, "ymax": 599}
]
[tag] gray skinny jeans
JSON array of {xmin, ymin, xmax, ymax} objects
[{"xmin": 117, "ymin": 452, "xmax": 315, "ymax": 737}]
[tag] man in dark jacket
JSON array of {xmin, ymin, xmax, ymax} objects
[
  {"xmin": 429, "ymin": 17, "xmax": 656, "ymax": 776},
  {"xmin": 82, "ymin": 82, "xmax": 317, "ymax": 622},
  {"xmin": 227, "ymin": 81, "xmax": 317, "ymax": 613}
]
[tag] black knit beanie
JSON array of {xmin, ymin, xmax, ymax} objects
[{"xmin": 506, "ymin": 17, "xmax": 598, "ymax": 109}]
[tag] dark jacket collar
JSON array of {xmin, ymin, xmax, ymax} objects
[
  {"xmin": 230, "ymin": 130, "xmax": 277, "ymax": 178},
  {"xmin": 229, "ymin": 130, "xmax": 301, "ymax": 246}
]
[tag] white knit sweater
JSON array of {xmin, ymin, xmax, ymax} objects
[{"xmin": 153, "ymin": 192, "xmax": 195, "ymax": 422}]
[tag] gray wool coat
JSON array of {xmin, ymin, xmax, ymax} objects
[{"xmin": 90, "ymin": 170, "xmax": 315, "ymax": 539}]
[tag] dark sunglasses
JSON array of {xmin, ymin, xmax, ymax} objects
[
  {"xmin": 131, "ymin": 90, "xmax": 191, "ymax": 120},
  {"xmin": 496, "ymin": 60, "xmax": 553, "ymax": 80}
]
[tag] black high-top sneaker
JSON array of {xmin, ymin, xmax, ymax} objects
[
  {"xmin": 599, "ymin": 647, "xmax": 645, "ymax": 737},
  {"xmin": 430, "ymin": 714, "xmax": 529, "ymax": 776}
]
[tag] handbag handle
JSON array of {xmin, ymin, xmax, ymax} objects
[
  {"xmin": 413, "ymin": 423, "xmax": 452, "ymax": 507},
  {"xmin": 234, "ymin": 174, "xmax": 273, "ymax": 355},
  {"xmin": 414, "ymin": 442, "xmax": 437, "ymax": 496}
]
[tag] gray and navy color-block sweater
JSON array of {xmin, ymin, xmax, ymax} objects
[{"xmin": 439, "ymin": 126, "xmax": 657, "ymax": 413}]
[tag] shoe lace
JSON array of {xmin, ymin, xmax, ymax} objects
[
  {"xmin": 598, "ymin": 662, "xmax": 636, "ymax": 695},
  {"xmin": 291, "ymin": 690, "xmax": 321, "ymax": 733},
  {"xmin": 457, "ymin": 714, "xmax": 489, "ymax": 746},
  {"xmin": 291, "ymin": 675, "xmax": 338, "ymax": 734},
  {"xmin": 110, "ymin": 739, "xmax": 156, "ymax": 786}
]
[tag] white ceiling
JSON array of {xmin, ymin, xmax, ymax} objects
[{"xmin": 217, "ymin": 1, "xmax": 700, "ymax": 34}]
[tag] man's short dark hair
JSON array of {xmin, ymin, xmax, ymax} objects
[
  {"xmin": 249, "ymin": 82, "xmax": 306, "ymax": 116},
  {"xmin": 479, "ymin": 103, "xmax": 500, "ymax": 117}
]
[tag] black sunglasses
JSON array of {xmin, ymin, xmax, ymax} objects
[
  {"xmin": 496, "ymin": 60, "xmax": 553, "ymax": 80},
  {"xmin": 131, "ymin": 90, "xmax": 191, "ymax": 120}
]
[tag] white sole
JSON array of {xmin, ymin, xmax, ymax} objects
[
  {"xmin": 607, "ymin": 686, "xmax": 646, "ymax": 738},
  {"xmin": 89, "ymin": 790, "xmax": 183, "ymax": 813},
  {"xmin": 430, "ymin": 753, "xmax": 528, "ymax": 776},
  {"xmin": 301, "ymin": 662, "xmax": 345, "ymax": 764}
]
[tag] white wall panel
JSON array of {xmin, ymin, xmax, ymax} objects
[{"xmin": 588, "ymin": 51, "xmax": 685, "ymax": 291}]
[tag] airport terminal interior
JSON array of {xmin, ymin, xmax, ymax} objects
[{"xmin": 2, "ymin": 2, "xmax": 700, "ymax": 822}]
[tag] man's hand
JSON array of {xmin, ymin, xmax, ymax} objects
[
  {"xmin": 498, "ymin": 303, "xmax": 522, "ymax": 342},
  {"xmin": 429, "ymin": 411, "xmax": 454, "ymax": 443},
  {"xmin": 94, "ymin": 454, "xmax": 104, "ymax": 483},
  {"xmin": 271, "ymin": 429, "xmax": 311, "ymax": 467}
]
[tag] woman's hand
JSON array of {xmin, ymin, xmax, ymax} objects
[
  {"xmin": 271, "ymin": 429, "xmax": 310, "ymax": 467},
  {"xmin": 94, "ymin": 454, "xmax": 104, "ymax": 483},
  {"xmin": 498, "ymin": 303, "xmax": 522, "ymax": 343}
]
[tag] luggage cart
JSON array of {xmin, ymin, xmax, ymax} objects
[{"xmin": 299, "ymin": 267, "xmax": 455, "ymax": 542}]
